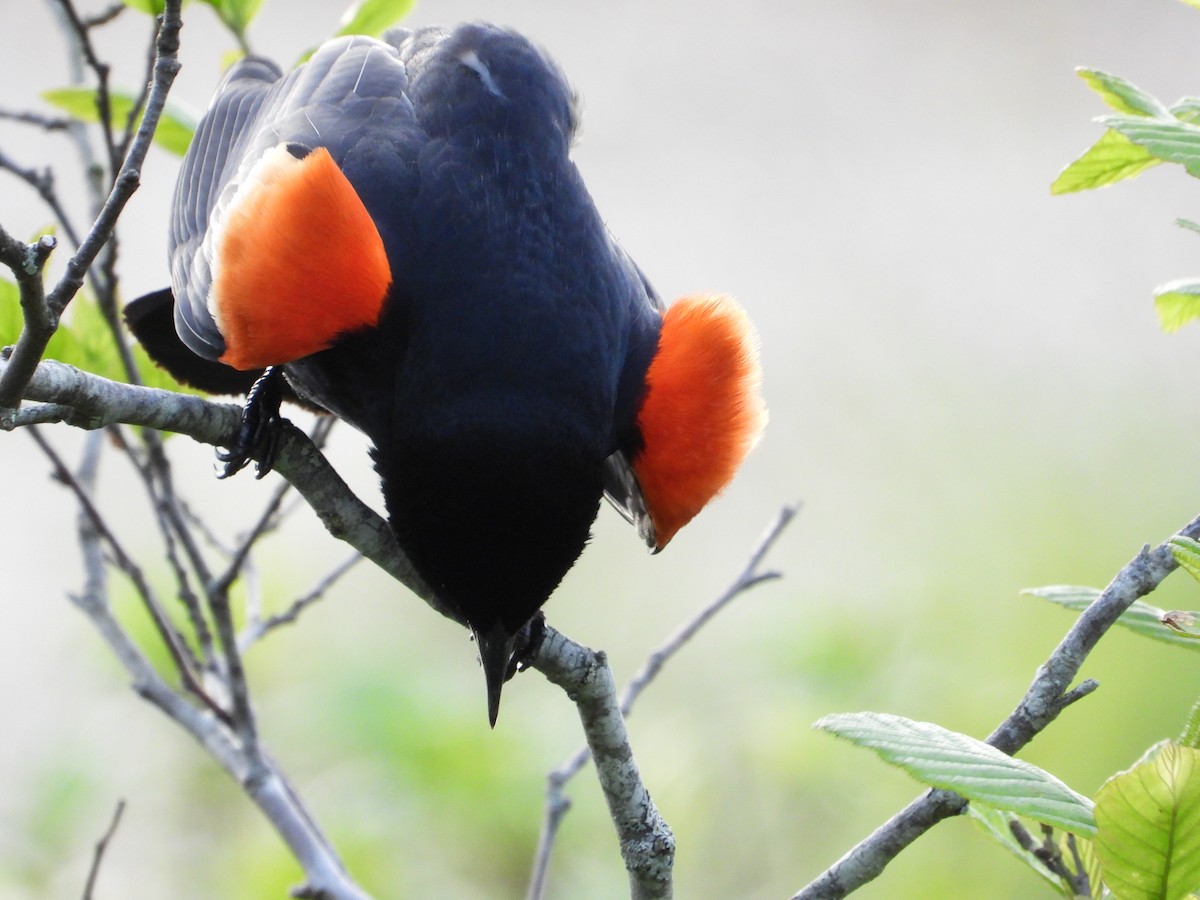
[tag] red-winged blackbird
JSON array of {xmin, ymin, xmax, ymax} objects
[{"xmin": 127, "ymin": 24, "xmax": 766, "ymax": 725}]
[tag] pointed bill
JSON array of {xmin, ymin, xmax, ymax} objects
[{"xmin": 472, "ymin": 620, "xmax": 517, "ymax": 728}]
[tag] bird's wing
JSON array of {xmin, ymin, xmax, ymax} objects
[
  {"xmin": 602, "ymin": 450, "xmax": 658, "ymax": 551},
  {"xmin": 169, "ymin": 56, "xmax": 281, "ymax": 361},
  {"xmin": 168, "ymin": 37, "xmax": 419, "ymax": 370}
]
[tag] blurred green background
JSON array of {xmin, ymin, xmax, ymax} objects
[{"xmin": 4, "ymin": 1, "xmax": 1200, "ymax": 897}]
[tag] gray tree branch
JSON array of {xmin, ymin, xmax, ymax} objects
[
  {"xmin": 3, "ymin": 352, "xmax": 708, "ymax": 896},
  {"xmin": 532, "ymin": 627, "xmax": 675, "ymax": 900},
  {"xmin": 527, "ymin": 504, "xmax": 796, "ymax": 900},
  {"xmin": 792, "ymin": 512, "xmax": 1200, "ymax": 898}
]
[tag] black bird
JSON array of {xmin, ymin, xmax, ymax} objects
[{"xmin": 127, "ymin": 24, "xmax": 766, "ymax": 726}]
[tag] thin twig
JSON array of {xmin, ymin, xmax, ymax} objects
[
  {"xmin": 209, "ymin": 477, "xmax": 293, "ymax": 598},
  {"xmin": 205, "ymin": 570, "xmax": 265, "ymax": 778},
  {"xmin": 151, "ymin": 489, "xmax": 216, "ymax": 669},
  {"xmin": 0, "ymin": 1, "xmax": 182, "ymax": 410},
  {"xmin": 117, "ymin": 21, "xmax": 158, "ymax": 162},
  {"xmin": 67, "ymin": 534, "xmax": 369, "ymax": 899},
  {"xmin": 792, "ymin": 513, "xmax": 1200, "ymax": 899},
  {"xmin": 0, "ymin": 149, "xmax": 82, "ymax": 246},
  {"xmin": 0, "ymin": 108, "xmax": 73, "ymax": 130},
  {"xmin": 239, "ymin": 552, "xmax": 364, "ymax": 652},
  {"xmin": 81, "ymin": 1, "xmax": 125, "ymax": 31},
  {"xmin": 53, "ymin": 0, "xmax": 118, "ymax": 175},
  {"xmin": 28, "ymin": 425, "xmax": 218, "ymax": 714},
  {"xmin": 147, "ymin": 444, "xmax": 216, "ymax": 621},
  {"xmin": 619, "ymin": 504, "xmax": 795, "ymax": 718},
  {"xmin": 81, "ymin": 798, "xmax": 126, "ymax": 900},
  {"xmin": 526, "ymin": 504, "xmax": 796, "ymax": 900}
]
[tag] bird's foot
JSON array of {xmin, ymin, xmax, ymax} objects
[
  {"xmin": 512, "ymin": 611, "xmax": 546, "ymax": 676},
  {"xmin": 216, "ymin": 366, "xmax": 286, "ymax": 479}
]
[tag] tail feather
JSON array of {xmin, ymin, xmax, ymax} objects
[
  {"xmin": 125, "ymin": 288, "xmax": 325, "ymax": 412},
  {"xmin": 125, "ymin": 288, "xmax": 262, "ymax": 396}
]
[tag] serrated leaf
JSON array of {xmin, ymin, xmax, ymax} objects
[
  {"xmin": 1025, "ymin": 585, "xmax": 1200, "ymax": 653},
  {"xmin": 1171, "ymin": 536, "xmax": 1200, "ymax": 582},
  {"xmin": 1077, "ymin": 69, "xmax": 1171, "ymax": 117},
  {"xmin": 815, "ymin": 712, "xmax": 1097, "ymax": 837},
  {"xmin": 1175, "ymin": 217, "xmax": 1200, "ymax": 235},
  {"xmin": 1094, "ymin": 741, "xmax": 1200, "ymax": 900},
  {"xmin": 335, "ymin": 0, "xmax": 415, "ymax": 37},
  {"xmin": 1101, "ymin": 114, "xmax": 1200, "ymax": 178},
  {"xmin": 1154, "ymin": 280, "xmax": 1200, "ymax": 332},
  {"xmin": 1181, "ymin": 694, "xmax": 1200, "ymax": 750},
  {"xmin": 1052, "ymin": 129, "xmax": 1162, "ymax": 194},
  {"xmin": 41, "ymin": 87, "xmax": 196, "ymax": 156}
]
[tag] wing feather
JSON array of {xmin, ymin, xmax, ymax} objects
[{"xmin": 167, "ymin": 38, "xmax": 417, "ymax": 363}]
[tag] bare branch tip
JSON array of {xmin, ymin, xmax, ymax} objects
[{"xmin": 1057, "ymin": 678, "xmax": 1100, "ymax": 711}]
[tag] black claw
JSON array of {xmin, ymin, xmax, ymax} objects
[
  {"xmin": 513, "ymin": 611, "xmax": 546, "ymax": 674},
  {"xmin": 217, "ymin": 366, "xmax": 287, "ymax": 479}
]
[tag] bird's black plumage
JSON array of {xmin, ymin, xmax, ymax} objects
[{"xmin": 130, "ymin": 24, "xmax": 669, "ymax": 725}]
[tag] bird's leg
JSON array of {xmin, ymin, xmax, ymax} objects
[{"xmin": 216, "ymin": 366, "xmax": 287, "ymax": 480}]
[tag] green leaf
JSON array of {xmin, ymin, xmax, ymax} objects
[
  {"xmin": 199, "ymin": 0, "xmax": 266, "ymax": 36},
  {"xmin": 335, "ymin": 0, "xmax": 415, "ymax": 37},
  {"xmin": 814, "ymin": 712, "xmax": 1097, "ymax": 837},
  {"xmin": 1176, "ymin": 217, "xmax": 1200, "ymax": 235},
  {"xmin": 66, "ymin": 293, "xmax": 125, "ymax": 382},
  {"xmin": 0, "ymin": 278, "xmax": 23, "ymax": 345},
  {"xmin": 1155, "ymin": 280, "xmax": 1200, "ymax": 332},
  {"xmin": 1077, "ymin": 69, "xmax": 1171, "ymax": 117},
  {"xmin": 121, "ymin": 0, "xmax": 166, "ymax": 13},
  {"xmin": 1, "ymin": 281, "xmax": 191, "ymax": 395},
  {"xmin": 1025, "ymin": 585, "xmax": 1200, "ymax": 652},
  {"xmin": 1094, "ymin": 741, "xmax": 1200, "ymax": 900},
  {"xmin": 41, "ymin": 86, "xmax": 103, "ymax": 122},
  {"xmin": 1171, "ymin": 536, "xmax": 1200, "ymax": 582},
  {"xmin": 1101, "ymin": 113, "xmax": 1200, "ymax": 178},
  {"xmin": 1171, "ymin": 98, "xmax": 1200, "ymax": 121},
  {"xmin": 1181, "ymin": 693, "xmax": 1200, "ymax": 750},
  {"xmin": 1051, "ymin": 128, "xmax": 1162, "ymax": 194},
  {"xmin": 220, "ymin": 47, "xmax": 247, "ymax": 71},
  {"xmin": 41, "ymin": 87, "xmax": 196, "ymax": 156}
]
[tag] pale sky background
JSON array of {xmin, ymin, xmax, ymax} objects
[{"xmin": 4, "ymin": 1, "xmax": 1200, "ymax": 897}]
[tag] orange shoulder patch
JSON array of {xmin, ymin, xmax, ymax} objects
[
  {"xmin": 210, "ymin": 144, "xmax": 391, "ymax": 370},
  {"xmin": 632, "ymin": 293, "xmax": 766, "ymax": 550}
]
